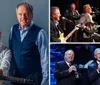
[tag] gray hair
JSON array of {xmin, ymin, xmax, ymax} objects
[
  {"xmin": 50, "ymin": 6, "xmax": 59, "ymax": 16},
  {"xmin": 70, "ymin": 3, "xmax": 75, "ymax": 7},
  {"xmin": 16, "ymin": 2, "xmax": 33, "ymax": 13},
  {"xmin": 83, "ymin": 4, "xmax": 90, "ymax": 12},
  {"xmin": 94, "ymin": 48, "xmax": 100, "ymax": 56},
  {"xmin": 64, "ymin": 49, "xmax": 74, "ymax": 57}
]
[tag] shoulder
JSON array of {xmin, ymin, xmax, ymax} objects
[
  {"xmin": 56, "ymin": 60, "xmax": 65, "ymax": 65},
  {"xmin": 12, "ymin": 24, "xmax": 19, "ymax": 28},
  {"xmin": 10, "ymin": 24, "xmax": 19, "ymax": 32},
  {"xmin": 88, "ymin": 62, "xmax": 97, "ymax": 68}
]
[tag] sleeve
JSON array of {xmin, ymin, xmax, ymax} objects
[
  {"xmin": 88, "ymin": 65, "xmax": 100, "ymax": 82},
  {"xmin": 78, "ymin": 14, "xmax": 86, "ymax": 26},
  {"xmin": 0, "ymin": 46, "xmax": 11, "ymax": 76},
  {"xmin": 36, "ymin": 29, "xmax": 49, "ymax": 85},
  {"xmin": 54, "ymin": 62, "xmax": 70, "ymax": 80}
]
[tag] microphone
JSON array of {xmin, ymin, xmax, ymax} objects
[
  {"xmin": 91, "ymin": 6, "xmax": 98, "ymax": 10},
  {"xmin": 91, "ymin": 7, "xmax": 100, "ymax": 15},
  {"xmin": 62, "ymin": 17, "xmax": 73, "ymax": 23}
]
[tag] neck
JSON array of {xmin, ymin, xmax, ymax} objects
[{"xmin": 21, "ymin": 25, "xmax": 27, "ymax": 29}]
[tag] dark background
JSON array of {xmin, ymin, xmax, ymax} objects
[{"xmin": 51, "ymin": 0, "xmax": 100, "ymax": 24}]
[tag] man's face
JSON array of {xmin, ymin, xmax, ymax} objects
[
  {"xmin": 65, "ymin": 51, "xmax": 74, "ymax": 63},
  {"xmin": 95, "ymin": 50, "xmax": 100, "ymax": 61},
  {"xmin": 52, "ymin": 9, "xmax": 61, "ymax": 21},
  {"xmin": 70, "ymin": 4, "xmax": 75, "ymax": 11},
  {"xmin": 16, "ymin": 5, "xmax": 33, "ymax": 28},
  {"xmin": 85, "ymin": 5, "xmax": 92, "ymax": 14}
]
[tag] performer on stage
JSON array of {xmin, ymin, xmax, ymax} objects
[
  {"xmin": 78, "ymin": 4, "xmax": 99, "ymax": 42},
  {"xmin": 54, "ymin": 49, "xmax": 80, "ymax": 85},
  {"xmin": 50, "ymin": 6, "xmax": 64, "ymax": 42},
  {"xmin": 88, "ymin": 48, "xmax": 100, "ymax": 85},
  {"xmin": 64, "ymin": 3, "xmax": 80, "ymax": 42}
]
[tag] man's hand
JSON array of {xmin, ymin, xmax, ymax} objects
[{"xmin": 68, "ymin": 65, "xmax": 77, "ymax": 73}]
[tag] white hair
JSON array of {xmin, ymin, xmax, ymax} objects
[
  {"xmin": 94, "ymin": 48, "xmax": 100, "ymax": 56},
  {"xmin": 64, "ymin": 49, "xmax": 74, "ymax": 57}
]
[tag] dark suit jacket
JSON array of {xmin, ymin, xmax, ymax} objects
[
  {"xmin": 88, "ymin": 61, "xmax": 100, "ymax": 85},
  {"xmin": 54, "ymin": 60, "xmax": 80, "ymax": 85},
  {"xmin": 50, "ymin": 19, "xmax": 63, "ymax": 42}
]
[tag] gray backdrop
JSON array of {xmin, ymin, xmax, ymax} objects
[
  {"xmin": 0, "ymin": 0, "xmax": 49, "ymax": 85},
  {"xmin": 0, "ymin": 0, "xmax": 49, "ymax": 46}
]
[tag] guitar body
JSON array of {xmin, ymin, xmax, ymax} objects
[{"xmin": 59, "ymin": 33, "xmax": 64, "ymax": 40}]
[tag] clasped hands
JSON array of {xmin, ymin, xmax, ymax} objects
[{"xmin": 68, "ymin": 65, "xmax": 77, "ymax": 73}]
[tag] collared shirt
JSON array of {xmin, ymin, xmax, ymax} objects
[
  {"xmin": 9, "ymin": 21, "xmax": 48, "ymax": 85},
  {"xmin": 87, "ymin": 13, "xmax": 94, "ymax": 23},
  {"xmin": 65, "ymin": 61, "xmax": 71, "ymax": 67},
  {"xmin": 53, "ymin": 20, "xmax": 62, "ymax": 34}
]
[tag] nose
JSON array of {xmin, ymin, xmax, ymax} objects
[{"xmin": 22, "ymin": 14, "xmax": 26, "ymax": 19}]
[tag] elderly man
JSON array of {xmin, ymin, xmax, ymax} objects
[
  {"xmin": 50, "ymin": 6, "xmax": 64, "ymax": 42},
  {"xmin": 0, "ymin": 41, "xmax": 11, "ymax": 85},
  {"xmin": 9, "ymin": 2, "xmax": 48, "ymax": 85},
  {"xmin": 78, "ymin": 4, "xmax": 97, "ymax": 42},
  {"xmin": 88, "ymin": 48, "xmax": 100, "ymax": 85},
  {"xmin": 54, "ymin": 49, "xmax": 80, "ymax": 85},
  {"xmin": 64, "ymin": 3, "xmax": 80, "ymax": 42}
]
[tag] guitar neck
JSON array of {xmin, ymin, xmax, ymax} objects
[
  {"xmin": 0, "ymin": 75, "xmax": 35, "ymax": 84},
  {"xmin": 65, "ymin": 27, "xmax": 78, "ymax": 41}
]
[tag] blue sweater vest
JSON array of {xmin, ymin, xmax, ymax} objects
[{"xmin": 9, "ymin": 24, "xmax": 42, "ymax": 80}]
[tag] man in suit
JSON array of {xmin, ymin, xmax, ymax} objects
[
  {"xmin": 78, "ymin": 4, "xmax": 96, "ymax": 42},
  {"xmin": 9, "ymin": 2, "xmax": 48, "ymax": 85},
  {"xmin": 54, "ymin": 49, "xmax": 80, "ymax": 85},
  {"xmin": 88, "ymin": 48, "xmax": 100, "ymax": 85},
  {"xmin": 50, "ymin": 6, "xmax": 64, "ymax": 42}
]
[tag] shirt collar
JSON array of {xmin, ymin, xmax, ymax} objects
[
  {"xmin": 66, "ymin": 61, "xmax": 71, "ymax": 67},
  {"xmin": 19, "ymin": 21, "xmax": 34, "ymax": 31},
  {"xmin": 53, "ymin": 20, "xmax": 59, "ymax": 26},
  {"xmin": 97, "ymin": 61, "xmax": 100, "ymax": 64}
]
